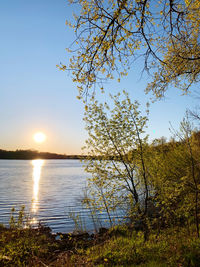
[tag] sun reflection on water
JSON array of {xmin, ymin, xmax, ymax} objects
[{"xmin": 31, "ymin": 159, "xmax": 44, "ymax": 215}]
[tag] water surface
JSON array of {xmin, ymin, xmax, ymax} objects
[{"xmin": 0, "ymin": 159, "xmax": 98, "ymax": 232}]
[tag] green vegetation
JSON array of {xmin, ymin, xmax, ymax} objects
[
  {"xmin": 1, "ymin": 2, "xmax": 200, "ymax": 264},
  {"xmin": 1, "ymin": 94, "xmax": 200, "ymax": 266},
  {"xmin": 83, "ymin": 92, "xmax": 150, "ymax": 237},
  {"xmin": 61, "ymin": 0, "xmax": 200, "ymax": 98},
  {"xmin": 82, "ymin": 92, "xmax": 200, "ymax": 239},
  {"xmin": 71, "ymin": 225, "xmax": 200, "ymax": 267},
  {"xmin": 0, "ymin": 224, "xmax": 59, "ymax": 266},
  {"xmin": 1, "ymin": 222, "xmax": 200, "ymax": 266},
  {"xmin": 0, "ymin": 208, "xmax": 59, "ymax": 266}
]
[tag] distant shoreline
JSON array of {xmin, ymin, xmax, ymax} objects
[
  {"xmin": 0, "ymin": 149, "xmax": 87, "ymax": 160},
  {"xmin": 0, "ymin": 158, "xmax": 86, "ymax": 160}
]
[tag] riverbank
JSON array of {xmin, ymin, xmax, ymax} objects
[{"xmin": 1, "ymin": 223, "xmax": 200, "ymax": 266}]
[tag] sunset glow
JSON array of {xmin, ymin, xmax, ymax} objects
[{"xmin": 33, "ymin": 132, "xmax": 46, "ymax": 143}]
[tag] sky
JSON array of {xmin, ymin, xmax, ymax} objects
[{"xmin": 0, "ymin": 0, "xmax": 199, "ymax": 154}]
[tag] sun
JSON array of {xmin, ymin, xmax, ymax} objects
[{"xmin": 33, "ymin": 132, "xmax": 46, "ymax": 143}]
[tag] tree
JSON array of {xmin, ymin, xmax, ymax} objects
[
  {"xmin": 178, "ymin": 117, "xmax": 200, "ymax": 237},
  {"xmin": 82, "ymin": 91, "xmax": 151, "ymax": 235},
  {"xmin": 60, "ymin": 0, "xmax": 200, "ymax": 98},
  {"xmin": 148, "ymin": 116, "xmax": 200, "ymax": 237}
]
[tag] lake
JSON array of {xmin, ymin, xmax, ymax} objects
[{"xmin": 0, "ymin": 159, "xmax": 121, "ymax": 233}]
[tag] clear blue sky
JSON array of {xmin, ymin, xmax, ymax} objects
[{"xmin": 0, "ymin": 0, "xmax": 198, "ymax": 154}]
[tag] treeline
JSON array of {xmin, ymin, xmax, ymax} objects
[{"xmin": 0, "ymin": 149, "xmax": 87, "ymax": 160}]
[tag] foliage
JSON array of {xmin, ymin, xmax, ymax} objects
[
  {"xmin": 61, "ymin": 0, "xmax": 200, "ymax": 98},
  {"xmin": 0, "ymin": 225, "xmax": 59, "ymax": 266},
  {"xmin": 83, "ymin": 91, "xmax": 200, "ymax": 240},
  {"xmin": 82, "ymin": 91, "xmax": 151, "ymax": 230},
  {"xmin": 82, "ymin": 92, "xmax": 200, "ymax": 240},
  {"xmin": 71, "ymin": 224, "xmax": 200, "ymax": 267},
  {"xmin": 68, "ymin": 210, "xmax": 87, "ymax": 233},
  {"xmin": 147, "ymin": 118, "xmax": 200, "ymax": 236},
  {"xmin": 1, "ymin": 221, "xmax": 200, "ymax": 266},
  {"xmin": 9, "ymin": 206, "xmax": 29, "ymax": 229}
]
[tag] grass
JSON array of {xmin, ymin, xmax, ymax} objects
[
  {"xmin": 70, "ymin": 225, "xmax": 200, "ymax": 267},
  {"xmin": 1, "ymin": 222, "xmax": 200, "ymax": 266},
  {"xmin": 0, "ymin": 224, "xmax": 60, "ymax": 266}
]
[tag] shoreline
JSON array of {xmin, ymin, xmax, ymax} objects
[{"xmin": 1, "ymin": 222, "xmax": 199, "ymax": 266}]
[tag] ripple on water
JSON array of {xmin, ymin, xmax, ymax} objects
[{"xmin": 0, "ymin": 159, "xmax": 121, "ymax": 232}]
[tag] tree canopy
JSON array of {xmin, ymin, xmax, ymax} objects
[{"xmin": 60, "ymin": 0, "xmax": 200, "ymax": 98}]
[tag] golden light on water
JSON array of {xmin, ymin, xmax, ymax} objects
[
  {"xmin": 33, "ymin": 132, "xmax": 46, "ymax": 143},
  {"xmin": 31, "ymin": 159, "xmax": 44, "ymax": 213}
]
